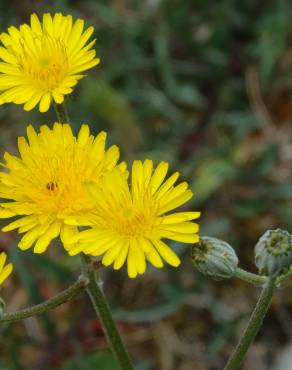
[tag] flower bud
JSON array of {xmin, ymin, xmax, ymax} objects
[
  {"xmin": 255, "ymin": 229, "xmax": 292, "ymax": 276},
  {"xmin": 192, "ymin": 236, "xmax": 239, "ymax": 280}
]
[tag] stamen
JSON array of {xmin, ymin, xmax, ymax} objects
[
  {"xmin": 17, "ymin": 35, "xmax": 68, "ymax": 90},
  {"xmin": 46, "ymin": 181, "xmax": 58, "ymax": 191}
]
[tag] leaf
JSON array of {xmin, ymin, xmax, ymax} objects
[
  {"xmin": 172, "ymin": 84, "xmax": 206, "ymax": 108},
  {"xmin": 80, "ymin": 78, "xmax": 142, "ymax": 156},
  {"xmin": 61, "ymin": 351, "xmax": 151, "ymax": 370},
  {"xmin": 26, "ymin": 253, "xmax": 73, "ymax": 281},
  {"xmin": 113, "ymin": 285, "xmax": 194, "ymax": 323},
  {"xmin": 191, "ymin": 158, "xmax": 237, "ymax": 203},
  {"xmin": 61, "ymin": 351, "xmax": 116, "ymax": 370},
  {"xmin": 252, "ymin": 1, "xmax": 290, "ymax": 82}
]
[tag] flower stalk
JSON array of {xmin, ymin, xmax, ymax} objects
[
  {"xmin": 54, "ymin": 102, "xmax": 69, "ymax": 123},
  {"xmin": 224, "ymin": 277, "xmax": 276, "ymax": 370},
  {"xmin": 81, "ymin": 254, "xmax": 135, "ymax": 370},
  {"xmin": 234, "ymin": 268, "xmax": 266, "ymax": 286},
  {"xmin": 51, "ymin": 102, "xmax": 134, "ymax": 369},
  {"xmin": 0, "ymin": 276, "xmax": 88, "ymax": 323},
  {"xmin": 276, "ymin": 267, "xmax": 292, "ymax": 286}
]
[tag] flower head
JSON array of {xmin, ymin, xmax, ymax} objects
[
  {"xmin": 0, "ymin": 252, "xmax": 13, "ymax": 286},
  {"xmin": 78, "ymin": 160, "xmax": 200, "ymax": 278},
  {"xmin": 0, "ymin": 123, "xmax": 123, "ymax": 255},
  {"xmin": 0, "ymin": 13, "xmax": 100, "ymax": 112}
]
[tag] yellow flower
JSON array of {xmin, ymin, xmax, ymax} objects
[
  {"xmin": 0, "ymin": 123, "xmax": 123, "ymax": 255},
  {"xmin": 0, "ymin": 252, "xmax": 13, "ymax": 286},
  {"xmin": 0, "ymin": 13, "xmax": 100, "ymax": 112},
  {"xmin": 78, "ymin": 160, "xmax": 200, "ymax": 278}
]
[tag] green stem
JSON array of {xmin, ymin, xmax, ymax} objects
[
  {"xmin": 53, "ymin": 102, "xmax": 133, "ymax": 369},
  {"xmin": 81, "ymin": 254, "xmax": 134, "ymax": 370},
  {"xmin": 276, "ymin": 268, "xmax": 292, "ymax": 286},
  {"xmin": 0, "ymin": 276, "xmax": 88, "ymax": 323},
  {"xmin": 235, "ymin": 267, "xmax": 292, "ymax": 287},
  {"xmin": 235, "ymin": 268, "xmax": 267, "ymax": 286},
  {"xmin": 224, "ymin": 277, "xmax": 276, "ymax": 370},
  {"xmin": 53, "ymin": 102, "xmax": 70, "ymax": 122}
]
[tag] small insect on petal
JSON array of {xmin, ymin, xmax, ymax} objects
[{"xmin": 0, "ymin": 123, "xmax": 124, "ymax": 256}]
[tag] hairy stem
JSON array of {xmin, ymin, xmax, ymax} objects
[
  {"xmin": 235, "ymin": 267, "xmax": 292, "ymax": 287},
  {"xmin": 224, "ymin": 277, "xmax": 276, "ymax": 370},
  {"xmin": 276, "ymin": 268, "xmax": 292, "ymax": 286},
  {"xmin": 53, "ymin": 102, "xmax": 134, "ymax": 369},
  {"xmin": 0, "ymin": 276, "xmax": 88, "ymax": 323},
  {"xmin": 235, "ymin": 268, "xmax": 267, "ymax": 286},
  {"xmin": 53, "ymin": 102, "xmax": 70, "ymax": 122},
  {"xmin": 81, "ymin": 254, "xmax": 135, "ymax": 370}
]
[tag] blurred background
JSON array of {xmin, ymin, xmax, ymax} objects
[{"xmin": 0, "ymin": 0, "xmax": 292, "ymax": 369}]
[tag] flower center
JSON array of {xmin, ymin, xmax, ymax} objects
[
  {"xmin": 37, "ymin": 175, "xmax": 91, "ymax": 216},
  {"xmin": 22, "ymin": 150, "xmax": 94, "ymax": 217},
  {"xmin": 101, "ymin": 195, "xmax": 159, "ymax": 239},
  {"xmin": 17, "ymin": 34, "xmax": 68, "ymax": 90},
  {"xmin": 118, "ymin": 207, "xmax": 149, "ymax": 237}
]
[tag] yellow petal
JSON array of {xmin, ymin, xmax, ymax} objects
[
  {"xmin": 102, "ymin": 243, "xmax": 122, "ymax": 266},
  {"xmin": 113, "ymin": 242, "xmax": 129, "ymax": 270},
  {"xmin": 34, "ymin": 220, "xmax": 61, "ymax": 253},
  {"xmin": 77, "ymin": 124, "xmax": 90, "ymax": 147},
  {"xmin": 39, "ymin": 92, "xmax": 51, "ymax": 112},
  {"xmin": 127, "ymin": 247, "xmax": 138, "ymax": 278},
  {"xmin": 152, "ymin": 239, "xmax": 181, "ymax": 267},
  {"xmin": 0, "ymin": 263, "xmax": 13, "ymax": 285},
  {"xmin": 0, "ymin": 252, "xmax": 7, "ymax": 271},
  {"xmin": 18, "ymin": 227, "xmax": 41, "ymax": 250},
  {"xmin": 160, "ymin": 212, "xmax": 201, "ymax": 224},
  {"xmin": 30, "ymin": 13, "xmax": 42, "ymax": 34},
  {"xmin": 149, "ymin": 161, "xmax": 168, "ymax": 194},
  {"xmin": 60, "ymin": 224, "xmax": 79, "ymax": 245}
]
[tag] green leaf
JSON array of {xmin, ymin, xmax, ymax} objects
[
  {"xmin": 80, "ymin": 79, "xmax": 142, "ymax": 156},
  {"xmin": 252, "ymin": 1, "xmax": 290, "ymax": 82},
  {"xmin": 113, "ymin": 285, "xmax": 194, "ymax": 323},
  {"xmin": 191, "ymin": 158, "xmax": 237, "ymax": 203},
  {"xmin": 61, "ymin": 351, "xmax": 116, "ymax": 370}
]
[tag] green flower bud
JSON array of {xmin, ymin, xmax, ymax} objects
[
  {"xmin": 192, "ymin": 236, "xmax": 239, "ymax": 280},
  {"xmin": 255, "ymin": 229, "xmax": 292, "ymax": 276}
]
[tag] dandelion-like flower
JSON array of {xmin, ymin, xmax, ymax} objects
[
  {"xmin": 0, "ymin": 123, "xmax": 123, "ymax": 255},
  {"xmin": 78, "ymin": 160, "xmax": 200, "ymax": 278},
  {"xmin": 0, "ymin": 252, "xmax": 13, "ymax": 286},
  {"xmin": 0, "ymin": 13, "xmax": 100, "ymax": 112}
]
